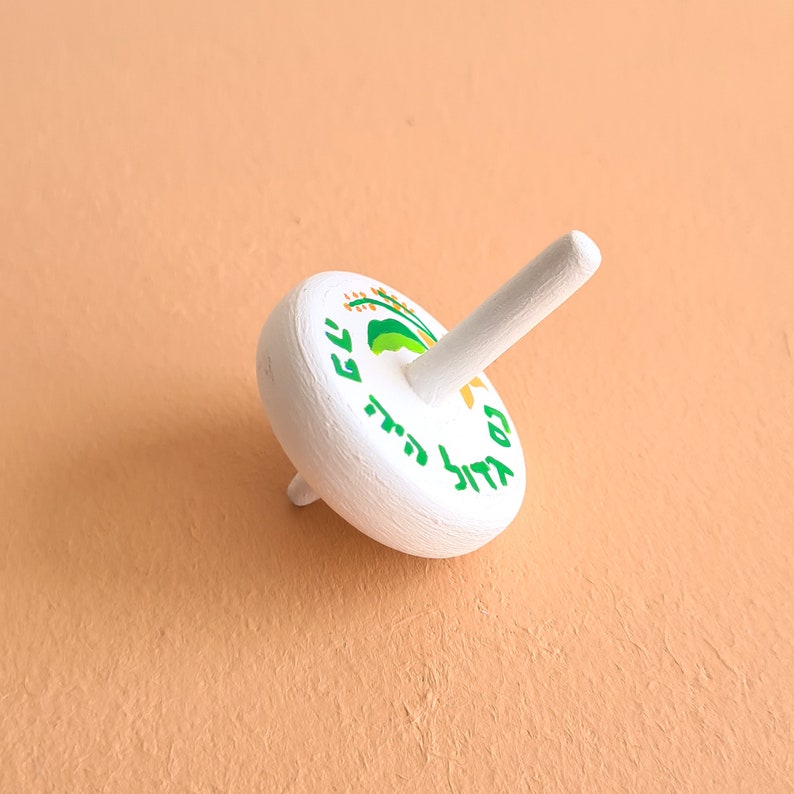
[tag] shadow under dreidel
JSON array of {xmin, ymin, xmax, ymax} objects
[{"xmin": 31, "ymin": 406, "xmax": 430, "ymax": 609}]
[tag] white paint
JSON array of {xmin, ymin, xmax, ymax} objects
[
  {"xmin": 407, "ymin": 231, "xmax": 601, "ymax": 405},
  {"xmin": 287, "ymin": 472, "xmax": 319, "ymax": 506},
  {"xmin": 257, "ymin": 273, "xmax": 525, "ymax": 558},
  {"xmin": 255, "ymin": 232, "xmax": 600, "ymax": 558}
]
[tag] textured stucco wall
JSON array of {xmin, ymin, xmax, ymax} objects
[{"xmin": 1, "ymin": 1, "xmax": 792, "ymax": 791}]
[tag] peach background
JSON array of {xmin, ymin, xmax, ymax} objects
[{"xmin": 1, "ymin": 1, "xmax": 792, "ymax": 791}]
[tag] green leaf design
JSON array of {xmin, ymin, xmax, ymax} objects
[{"xmin": 367, "ymin": 318, "xmax": 427, "ymax": 355}]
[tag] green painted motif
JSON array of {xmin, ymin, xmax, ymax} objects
[
  {"xmin": 484, "ymin": 405, "xmax": 512, "ymax": 448},
  {"xmin": 325, "ymin": 317, "xmax": 361, "ymax": 382},
  {"xmin": 345, "ymin": 288, "xmax": 438, "ymax": 347},
  {"xmin": 324, "ymin": 306, "xmax": 515, "ymax": 492},
  {"xmin": 367, "ymin": 318, "xmax": 426, "ymax": 355},
  {"xmin": 364, "ymin": 394, "xmax": 428, "ymax": 466},
  {"xmin": 325, "ymin": 317, "xmax": 352, "ymax": 352},
  {"xmin": 343, "ymin": 287, "xmax": 492, "ymax": 410},
  {"xmin": 439, "ymin": 445, "xmax": 514, "ymax": 492},
  {"xmin": 331, "ymin": 353, "xmax": 361, "ymax": 382}
]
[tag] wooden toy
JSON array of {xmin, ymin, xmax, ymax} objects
[{"xmin": 256, "ymin": 231, "xmax": 601, "ymax": 558}]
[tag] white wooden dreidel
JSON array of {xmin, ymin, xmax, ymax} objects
[{"xmin": 256, "ymin": 231, "xmax": 601, "ymax": 558}]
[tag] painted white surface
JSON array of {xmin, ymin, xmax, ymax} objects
[
  {"xmin": 287, "ymin": 472, "xmax": 319, "ymax": 506},
  {"xmin": 256, "ymin": 233, "xmax": 599, "ymax": 557},
  {"xmin": 407, "ymin": 232, "xmax": 601, "ymax": 404},
  {"xmin": 256, "ymin": 272, "xmax": 526, "ymax": 558}
]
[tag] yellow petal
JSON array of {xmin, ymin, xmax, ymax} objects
[{"xmin": 419, "ymin": 330, "xmax": 435, "ymax": 347}]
